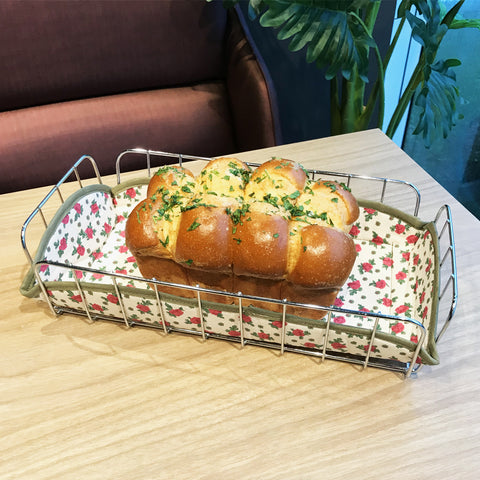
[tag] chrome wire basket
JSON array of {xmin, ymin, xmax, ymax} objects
[{"xmin": 21, "ymin": 149, "xmax": 458, "ymax": 377}]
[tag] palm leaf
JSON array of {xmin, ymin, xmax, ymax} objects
[
  {"xmin": 257, "ymin": 1, "xmax": 376, "ymax": 81},
  {"xmin": 412, "ymin": 59, "xmax": 461, "ymax": 147},
  {"xmin": 405, "ymin": 0, "xmax": 448, "ymax": 63}
]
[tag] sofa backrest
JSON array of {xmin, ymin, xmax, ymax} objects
[{"xmin": 0, "ymin": 0, "xmax": 227, "ymax": 111}]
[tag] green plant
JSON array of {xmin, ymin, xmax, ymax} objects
[{"xmin": 212, "ymin": 0, "xmax": 480, "ymax": 147}]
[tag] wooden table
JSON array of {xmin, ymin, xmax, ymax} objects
[{"xmin": 2, "ymin": 129, "xmax": 479, "ymax": 479}]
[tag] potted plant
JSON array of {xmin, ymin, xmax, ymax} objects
[{"xmin": 211, "ymin": 0, "xmax": 479, "ymax": 147}]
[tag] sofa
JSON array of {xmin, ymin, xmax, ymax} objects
[{"xmin": 0, "ymin": 0, "xmax": 280, "ymax": 194}]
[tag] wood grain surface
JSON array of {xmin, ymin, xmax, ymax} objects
[{"xmin": 1, "ymin": 130, "xmax": 479, "ymax": 480}]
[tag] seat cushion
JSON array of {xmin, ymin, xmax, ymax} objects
[
  {"xmin": 0, "ymin": 0, "xmax": 227, "ymax": 111},
  {"xmin": 0, "ymin": 83, "xmax": 237, "ymax": 193}
]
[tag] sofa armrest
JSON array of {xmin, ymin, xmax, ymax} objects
[{"xmin": 225, "ymin": 7, "xmax": 282, "ymax": 151}]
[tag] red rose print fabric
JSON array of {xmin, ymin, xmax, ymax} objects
[{"xmin": 32, "ymin": 182, "xmax": 438, "ymax": 366}]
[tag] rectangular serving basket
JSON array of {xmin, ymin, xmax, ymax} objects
[{"xmin": 20, "ymin": 149, "xmax": 458, "ymax": 377}]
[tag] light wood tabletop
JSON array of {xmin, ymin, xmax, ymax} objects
[{"xmin": 1, "ymin": 129, "xmax": 479, "ymax": 479}]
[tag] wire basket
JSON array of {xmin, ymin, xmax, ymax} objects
[{"xmin": 20, "ymin": 149, "xmax": 458, "ymax": 377}]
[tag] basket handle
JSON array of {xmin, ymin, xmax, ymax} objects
[{"xmin": 21, "ymin": 155, "xmax": 102, "ymax": 266}]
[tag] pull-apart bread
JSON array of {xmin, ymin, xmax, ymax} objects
[{"xmin": 126, "ymin": 157, "xmax": 359, "ymax": 318}]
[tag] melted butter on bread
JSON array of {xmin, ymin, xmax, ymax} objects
[
  {"xmin": 244, "ymin": 158, "xmax": 307, "ymax": 203},
  {"xmin": 196, "ymin": 157, "xmax": 251, "ymax": 200},
  {"xmin": 295, "ymin": 179, "xmax": 359, "ymax": 232},
  {"xmin": 126, "ymin": 156, "xmax": 360, "ymax": 315}
]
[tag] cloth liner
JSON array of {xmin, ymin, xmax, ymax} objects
[{"xmin": 20, "ymin": 177, "xmax": 441, "ymax": 367}]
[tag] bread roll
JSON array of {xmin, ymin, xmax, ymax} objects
[
  {"xmin": 244, "ymin": 158, "xmax": 307, "ymax": 203},
  {"xmin": 283, "ymin": 224, "xmax": 356, "ymax": 318},
  {"xmin": 281, "ymin": 286, "xmax": 339, "ymax": 320},
  {"xmin": 134, "ymin": 256, "xmax": 193, "ymax": 297},
  {"xmin": 286, "ymin": 224, "xmax": 356, "ymax": 287},
  {"xmin": 196, "ymin": 156, "xmax": 251, "ymax": 200},
  {"xmin": 174, "ymin": 194, "xmax": 237, "ymax": 303},
  {"xmin": 296, "ymin": 179, "xmax": 359, "ymax": 231},
  {"xmin": 233, "ymin": 276, "xmax": 284, "ymax": 312},
  {"xmin": 230, "ymin": 201, "xmax": 289, "ymax": 311},
  {"xmin": 125, "ymin": 157, "xmax": 359, "ymax": 318},
  {"xmin": 231, "ymin": 201, "xmax": 289, "ymax": 278},
  {"xmin": 126, "ymin": 165, "xmax": 196, "ymax": 258},
  {"xmin": 125, "ymin": 166, "xmax": 196, "ymax": 295},
  {"xmin": 174, "ymin": 194, "xmax": 237, "ymax": 272},
  {"xmin": 146, "ymin": 164, "xmax": 195, "ymax": 199}
]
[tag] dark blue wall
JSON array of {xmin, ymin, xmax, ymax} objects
[{"xmin": 238, "ymin": 2, "xmax": 395, "ymax": 145}]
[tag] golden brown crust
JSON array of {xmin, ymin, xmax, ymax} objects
[
  {"xmin": 231, "ymin": 202, "xmax": 289, "ymax": 279},
  {"xmin": 187, "ymin": 269, "xmax": 234, "ymax": 304},
  {"xmin": 245, "ymin": 158, "xmax": 307, "ymax": 202},
  {"xmin": 287, "ymin": 224, "xmax": 356, "ymax": 288},
  {"xmin": 174, "ymin": 195, "xmax": 237, "ymax": 273},
  {"xmin": 196, "ymin": 157, "xmax": 251, "ymax": 200},
  {"xmin": 125, "ymin": 198, "xmax": 167, "ymax": 257},
  {"xmin": 146, "ymin": 165, "xmax": 195, "ymax": 199},
  {"xmin": 281, "ymin": 285, "xmax": 339, "ymax": 320},
  {"xmin": 135, "ymin": 256, "xmax": 194, "ymax": 298},
  {"xmin": 126, "ymin": 166, "xmax": 197, "ymax": 260},
  {"xmin": 233, "ymin": 275, "xmax": 283, "ymax": 312},
  {"xmin": 126, "ymin": 157, "xmax": 360, "ymax": 319}
]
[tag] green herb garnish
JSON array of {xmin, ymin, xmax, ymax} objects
[
  {"xmin": 159, "ymin": 235, "xmax": 169, "ymax": 248},
  {"xmin": 187, "ymin": 219, "xmax": 201, "ymax": 231}
]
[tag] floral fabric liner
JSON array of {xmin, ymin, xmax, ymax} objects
[{"xmin": 20, "ymin": 178, "xmax": 440, "ymax": 367}]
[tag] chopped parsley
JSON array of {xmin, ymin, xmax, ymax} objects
[
  {"xmin": 282, "ymin": 196, "xmax": 305, "ymax": 217},
  {"xmin": 159, "ymin": 236, "xmax": 169, "ymax": 248},
  {"xmin": 228, "ymin": 161, "xmax": 251, "ymax": 185},
  {"xmin": 182, "ymin": 198, "xmax": 216, "ymax": 212},
  {"xmin": 288, "ymin": 190, "xmax": 300, "ymax": 200},
  {"xmin": 323, "ymin": 181, "xmax": 337, "ymax": 193},
  {"xmin": 229, "ymin": 204, "xmax": 251, "ymax": 225},
  {"xmin": 152, "ymin": 192, "xmax": 183, "ymax": 224},
  {"xmin": 263, "ymin": 193, "xmax": 279, "ymax": 207},
  {"xmin": 187, "ymin": 219, "xmax": 201, "ymax": 231}
]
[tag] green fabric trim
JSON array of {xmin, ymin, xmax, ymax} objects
[
  {"xmin": 110, "ymin": 177, "xmax": 150, "ymax": 197},
  {"xmin": 20, "ymin": 178, "xmax": 151, "ymax": 298},
  {"xmin": 358, "ymin": 198, "xmax": 429, "ymax": 229},
  {"xmin": 357, "ymin": 198, "xmax": 440, "ymax": 364},
  {"xmin": 20, "ymin": 184, "xmax": 112, "ymax": 298}
]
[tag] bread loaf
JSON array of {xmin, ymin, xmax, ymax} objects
[{"xmin": 126, "ymin": 157, "xmax": 359, "ymax": 317}]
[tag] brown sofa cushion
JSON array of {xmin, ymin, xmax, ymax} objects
[
  {"xmin": 0, "ymin": 83, "xmax": 238, "ymax": 192},
  {"xmin": 0, "ymin": 0, "xmax": 227, "ymax": 110},
  {"xmin": 0, "ymin": 1, "xmax": 280, "ymax": 193}
]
